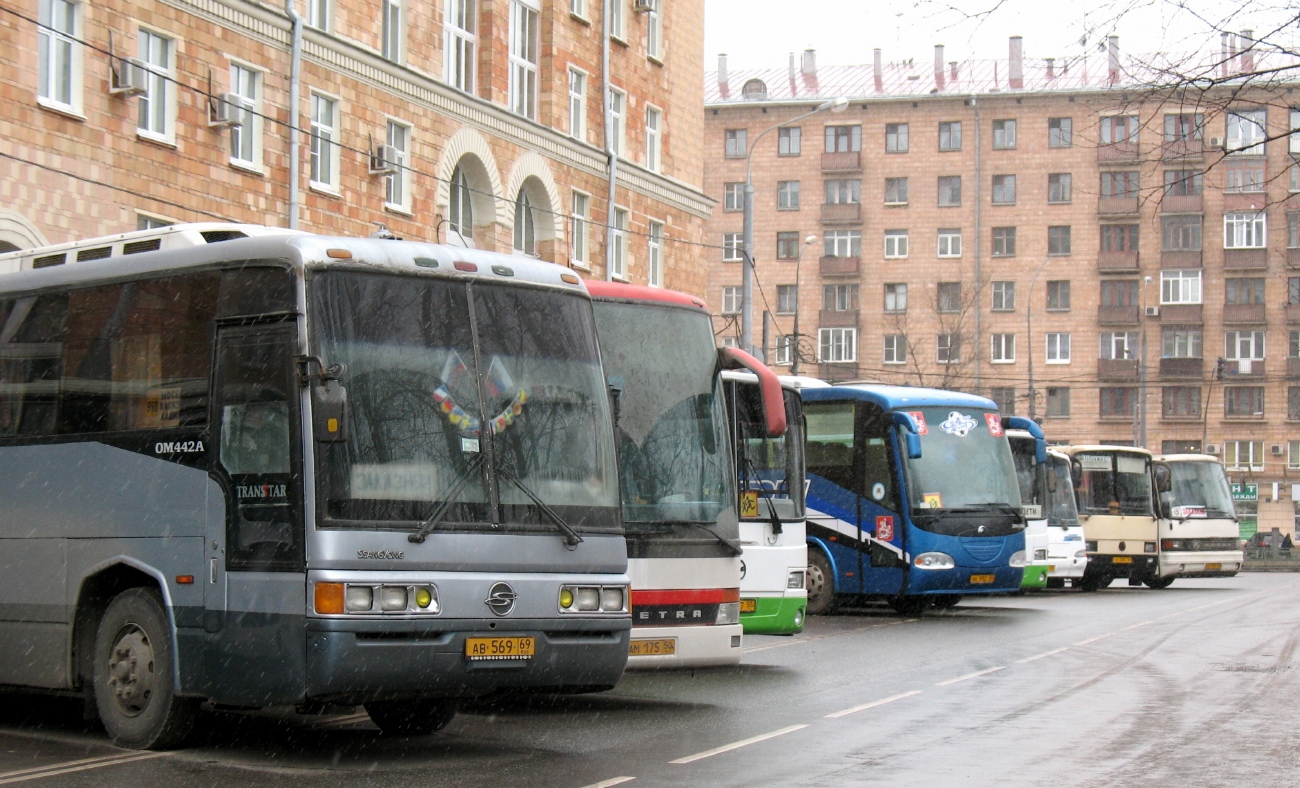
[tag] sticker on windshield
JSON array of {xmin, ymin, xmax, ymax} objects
[
  {"xmin": 461, "ymin": 437, "xmax": 480, "ymax": 453},
  {"xmin": 939, "ymin": 411, "xmax": 977, "ymax": 437},
  {"xmin": 740, "ymin": 490, "xmax": 759, "ymax": 518},
  {"xmin": 876, "ymin": 516, "xmax": 895, "ymax": 541},
  {"xmin": 905, "ymin": 411, "xmax": 928, "ymax": 435},
  {"xmin": 923, "ymin": 492, "xmax": 943, "ymax": 509},
  {"xmin": 984, "ymin": 413, "xmax": 1003, "ymax": 437},
  {"xmin": 1171, "ymin": 505, "xmax": 1206, "ymax": 518},
  {"xmin": 1078, "ymin": 454, "xmax": 1111, "ymax": 471},
  {"xmin": 872, "ymin": 482, "xmax": 886, "ymax": 501}
]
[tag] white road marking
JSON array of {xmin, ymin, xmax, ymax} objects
[
  {"xmin": 310, "ymin": 712, "xmax": 373, "ymax": 729},
  {"xmin": 1122, "ymin": 620, "xmax": 1154, "ymax": 630},
  {"xmin": 1015, "ymin": 647, "xmax": 1070, "ymax": 664},
  {"xmin": 0, "ymin": 752, "xmax": 168, "ymax": 785},
  {"xmin": 743, "ymin": 619, "xmax": 911, "ymax": 654},
  {"xmin": 579, "ymin": 777, "xmax": 636, "ymax": 788},
  {"xmin": 670, "ymin": 724, "xmax": 810, "ymax": 764},
  {"xmin": 825, "ymin": 690, "xmax": 922, "ymax": 719},
  {"xmin": 935, "ymin": 666, "xmax": 1005, "ymax": 686}
]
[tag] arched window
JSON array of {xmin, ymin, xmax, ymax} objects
[
  {"xmin": 513, "ymin": 190, "xmax": 535, "ymax": 255},
  {"xmin": 449, "ymin": 165, "xmax": 473, "ymax": 240},
  {"xmin": 742, "ymin": 79, "xmax": 768, "ymax": 100}
]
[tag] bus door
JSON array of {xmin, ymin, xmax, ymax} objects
[
  {"xmin": 857, "ymin": 404, "xmax": 906, "ymax": 595},
  {"xmin": 207, "ymin": 324, "xmax": 305, "ymax": 704}
]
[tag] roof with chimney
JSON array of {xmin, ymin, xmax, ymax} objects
[{"xmin": 707, "ymin": 36, "xmax": 1298, "ymax": 106}]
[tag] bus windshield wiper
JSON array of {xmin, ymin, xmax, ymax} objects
[
  {"xmin": 408, "ymin": 453, "xmax": 486, "ymax": 543},
  {"xmin": 676, "ymin": 521, "xmax": 743, "ymax": 556},
  {"xmin": 741, "ymin": 458, "xmax": 784, "ymax": 535},
  {"xmin": 494, "ymin": 463, "xmax": 584, "ymax": 548}
]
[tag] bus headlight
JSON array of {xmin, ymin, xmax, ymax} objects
[
  {"xmin": 1075, "ymin": 550, "xmax": 1087, "ymax": 559},
  {"xmin": 1033, "ymin": 549, "xmax": 1047, "ymax": 561},
  {"xmin": 716, "ymin": 602, "xmax": 740, "ymax": 625},
  {"xmin": 787, "ymin": 570, "xmax": 806, "ymax": 589},
  {"xmin": 1085, "ymin": 541, "xmax": 1098, "ymax": 552},
  {"xmin": 1144, "ymin": 542, "xmax": 1157, "ymax": 553},
  {"xmin": 559, "ymin": 585, "xmax": 628, "ymax": 613},
  {"xmin": 346, "ymin": 585, "xmax": 374, "ymax": 612},
  {"xmin": 913, "ymin": 552, "xmax": 955, "ymax": 569},
  {"xmin": 380, "ymin": 586, "xmax": 408, "ymax": 611},
  {"xmin": 1009, "ymin": 551, "xmax": 1027, "ymax": 568},
  {"xmin": 600, "ymin": 587, "xmax": 625, "ymax": 612}
]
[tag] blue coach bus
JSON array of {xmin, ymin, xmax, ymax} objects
[{"xmin": 801, "ymin": 385, "xmax": 1029, "ymax": 616}]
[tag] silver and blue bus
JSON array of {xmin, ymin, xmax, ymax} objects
[
  {"xmin": 0, "ymin": 227, "xmax": 630, "ymax": 748},
  {"xmin": 802, "ymin": 385, "xmax": 1026, "ymax": 616}
]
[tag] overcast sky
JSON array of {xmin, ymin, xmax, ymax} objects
[{"xmin": 703, "ymin": 0, "xmax": 1298, "ymax": 72}]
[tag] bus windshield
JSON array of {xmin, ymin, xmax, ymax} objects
[
  {"xmin": 1047, "ymin": 455, "xmax": 1080, "ymax": 527},
  {"xmin": 1167, "ymin": 461, "xmax": 1236, "ymax": 519},
  {"xmin": 1074, "ymin": 452, "xmax": 1152, "ymax": 517},
  {"xmin": 1008, "ymin": 435, "xmax": 1043, "ymax": 517},
  {"xmin": 312, "ymin": 272, "xmax": 619, "ymax": 530},
  {"xmin": 592, "ymin": 302, "xmax": 732, "ymax": 527},
  {"xmin": 903, "ymin": 406, "xmax": 1020, "ymax": 514},
  {"xmin": 732, "ymin": 384, "xmax": 805, "ymax": 519}
]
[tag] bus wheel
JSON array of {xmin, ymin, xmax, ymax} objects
[
  {"xmin": 931, "ymin": 595, "xmax": 962, "ymax": 610},
  {"xmin": 93, "ymin": 588, "xmax": 198, "ymax": 750},
  {"xmin": 805, "ymin": 551, "xmax": 837, "ymax": 616},
  {"xmin": 1144, "ymin": 576, "xmax": 1175, "ymax": 590},
  {"xmin": 366, "ymin": 699, "xmax": 458, "ymax": 735},
  {"xmin": 888, "ymin": 596, "xmax": 931, "ymax": 617}
]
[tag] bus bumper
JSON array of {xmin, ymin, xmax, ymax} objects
[
  {"xmin": 1086, "ymin": 554, "xmax": 1158, "ymax": 579},
  {"xmin": 907, "ymin": 564, "xmax": 1024, "ymax": 595},
  {"xmin": 303, "ymin": 618, "xmax": 631, "ymax": 703},
  {"xmin": 1020, "ymin": 564, "xmax": 1050, "ymax": 589},
  {"xmin": 626, "ymin": 623, "xmax": 743, "ymax": 669},
  {"xmin": 1047, "ymin": 549, "xmax": 1087, "ymax": 580},
  {"xmin": 740, "ymin": 594, "xmax": 807, "ymax": 635},
  {"xmin": 1158, "ymin": 551, "xmax": 1243, "ymax": 579}
]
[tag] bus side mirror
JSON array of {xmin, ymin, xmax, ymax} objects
[
  {"xmin": 718, "ymin": 346, "xmax": 787, "ymax": 436},
  {"xmin": 607, "ymin": 380, "xmax": 623, "ymax": 428},
  {"xmin": 1153, "ymin": 463, "xmax": 1172, "ymax": 493},
  {"xmin": 1159, "ymin": 497, "xmax": 1173, "ymax": 520},
  {"xmin": 1046, "ymin": 467, "xmax": 1058, "ymax": 494},
  {"xmin": 312, "ymin": 378, "xmax": 348, "ymax": 442},
  {"xmin": 1004, "ymin": 416, "xmax": 1047, "ymax": 462},
  {"xmin": 890, "ymin": 411, "xmax": 923, "ymax": 459}
]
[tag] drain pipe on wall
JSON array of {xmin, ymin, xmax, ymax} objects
[
  {"xmin": 286, "ymin": 0, "xmax": 303, "ymax": 230},
  {"xmin": 971, "ymin": 94, "xmax": 982, "ymax": 391},
  {"xmin": 602, "ymin": 0, "xmax": 618, "ymax": 280}
]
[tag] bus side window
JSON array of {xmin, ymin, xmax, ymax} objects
[
  {"xmin": 805, "ymin": 402, "xmax": 857, "ymax": 494},
  {"xmin": 859, "ymin": 406, "xmax": 897, "ymax": 511}
]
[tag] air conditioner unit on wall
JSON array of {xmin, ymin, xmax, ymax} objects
[
  {"xmin": 633, "ymin": 0, "xmax": 656, "ymax": 11},
  {"xmin": 110, "ymin": 57, "xmax": 149, "ymax": 97},
  {"xmin": 1206, "ymin": 136, "xmax": 1225, "ymax": 149},
  {"xmin": 1272, "ymin": 444, "xmax": 1285, "ymax": 456},
  {"xmin": 1206, "ymin": 444, "xmax": 1221, "ymax": 455},
  {"xmin": 369, "ymin": 144, "xmax": 399, "ymax": 175},
  {"xmin": 207, "ymin": 93, "xmax": 243, "ymax": 128},
  {"xmin": 1145, "ymin": 306, "xmax": 1160, "ymax": 317}
]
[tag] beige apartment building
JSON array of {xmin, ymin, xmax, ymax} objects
[
  {"xmin": 0, "ymin": 0, "xmax": 710, "ymax": 292},
  {"xmin": 705, "ymin": 37, "xmax": 1300, "ymax": 536}
]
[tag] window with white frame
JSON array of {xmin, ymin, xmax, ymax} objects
[
  {"xmin": 445, "ymin": 0, "xmax": 475, "ymax": 92},
  {"xmin": 645, "ymin": 106, "xmax": 662, "ymax": 172},
  {"xmin": 1100, "ymin": 331, "xmax": 1137, "ymax": 360},
  {"xmin": 137, "ymin": 29, "xmax": 173, "ymax": 139},
  {"xmin": 884, "ymin": 283, "xmax": 907, "ymax": 313},
  {"xmin": 939, "ymin": 121, "xmax": 962, "ymax": 151},
  {"xmin": 567, "ymin": 68, "xmax": 585, "ymax": 139},
  {"xmin": 1290, "ymin": 439, "xmax": 1300, "ymax": 469},
  {"xmin": 721, "ymin": 286, "xmax": 740, "ymax": 315},
  {"xmin": 570, "ymin": 0, "xmax": 585, "ymax": 17},
  {"xmin": 991, "ymin": 333, "xmax": 1015, "ymax": 363},
  {"xmin": 1226, "ymin": 109, "xmax": 1266, "ymax": 155},
  {"xmin": 1224, "ymin": 212, "xmax": 1266, "ymax": 248},
  {"xmin": 646, "ymin": 4, "xmax": 662, "ymax": 60},
  {"xmin": 825, "ymin": 231, "xmax": 860, "ymax": 258},
  {"xmin": 1162, "ymin": 328, "xmax": 1202, "ymax": 358},
  {"xmin": 508, "ymin": 0, "xmax": 539, "ymax": 119},
  {"xmin": 647, "ymin": 221, "xmax": 663, "ymax": 287},
  {"xmin": 937, "ymin": 228, "xmax": 961, "ymax": 258},
  {"xmin": 609, "ymin": 88, "xmax": 625, "ymax": 157},
  {"xmin": 609, "ymin": 0, "xmax": 625, "ymax": 39},
  {"xmin": 779, "ymin": 127, "xmax": 801, "ymax": 155},
  {"xmin": 883, "ymin": 334, "xmax": 907, "ymax": 364},
  {"xmin": 776, "ymin": 285, "xmax": 798, "ymax": 314},
  {"xmin": 721, "ymin": 337, "xmax": 740, "ymax": 348},
  {"xmin": 1046, "ymin": 332, "xmax": 1070, "ymax": 363},
  {"xmin": 723, "ymin": 182, "xmax": 743, "ymax": 212},
  {"xmin": 825, "ymin": 179, "xmax": 861, "ymax": 205},
  {"xmin": 611, "ymin": 208, "xmax": 629, "ymax": 278},
  {"xmin": 883, "ymin": 230, "xmax": 908, "ymax": 258},
  {"xmin": 309, "ymin": 92, "xmax": 339, "ymax": 190},
  {"xmin": 513, "ymin": 190, "xmax": 536, "ymax": 255},
  {"xmin": 1161, "ymin": 269, "xmax": 1202, "ymax": 304},
  {"xmin": 449, "ymin": 165, "xmax": 473, "ymax": 240},
  {"xmin": 884, "ymin": 178, "xmax": 909, "ymax": 205},
  {"xmin": 381, "ymin": 0, "xmax": 403, "ymax": 61},
  {"xmin": 38, "ymin": 0, "xmax": 79, "ymax": 110},
  {"xmin": 228, "ymin": 64, "xmax": 260, "ymax": 168},
  {"xmin": 137, "ymin": 215, "xmax": 172, "ymax": 230},
  {"xmin": 777, "ymin": 181, "xmax": 800, "ymax": 210},
  {"xmin": 819, "ymin": 328, "xmax": 857, "ymax": 363},
  {"xmin": 306, "ymin": 0, "xmax": 330, "ymax": 30},
  {"xmin": 885, "ymin": 123, "xmax": 909, "ymax": 152},
  {"xmin": 1224, "ymin": 440, "xmax": 1264, "ymax": 471},
  {"xmin": 991, "ymin": 281, "xmax": 1015, "ymax": 311},
  {"xmin": 936, "ymin": 334, "xmax": 959, "ymax": 364},
  {"xmin": 385, "ymin": 121, "xmax": 410, "ymax": 210},
  {"xmin": 1225, "ymin": 330, "xmax": 1265, "ymax": 360},
  {"xmin": 722, "ymin": 232, "xmax": 742, "ymax": 261},
  {"xmin": 570, "ymin": 191, "xmax": 589, "ymax": 268},
  {"xmin": 774, "ymin": 335, "xmax": 794, "ymax": 366}
]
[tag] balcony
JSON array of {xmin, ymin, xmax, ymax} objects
[
  {"xmin": 820, "ymin": 202, "xmax": 862, "ymax": 223},
  {"xmin": 1289, "ymin": 357, "xmax": 1300, "ymax": 379},
  {"xmin": 1160, "ymin": 194, "xmax": 1203, "ymax": 213},
  {"xmin": 819, "ymin": 309, "xmax": 859, "ymax": 328},
  {"xmin": 1098, "ymin": 196, "xmax": 1140, "ymax": 216},
  {"xmin": 1223, "ymin": 248, "xmax": 1267, "ymax": 270},
  {"xmin": 1159, "ymin": 138, "xmax": 1204, "ymax": 161},
  {"xmin": 1098, "ymin": 251, "xmax": 1139, "ymax": 272},
  {"xmin": 1222, "ymin": 359, "xmax": 1265, "ymax": 378},
  {"xmin": 821, "ymin": 151, "xmax": 862, "ymax": 171},
  {"xmin": 1159, "ymin": 357, "xmax": 1203, "ymax": 379},
  {"xmin": 1222, "ymin": 303, "xmax": 1266, "ymax": 324},
  {"xmin": 1098, "ymin": 358, "xmax": 1140, "ymax": 381},
  {"xmin": 1160, "ymin": 250, "xmax": 1202, "ymax": 268},
  {"xmin": 1098, "ymin": 305, "xmax": 1139, "ymax": 325},
  {"xmin": 1098, "ymin": 141, "xmax": 1140, "ymax": 163},
  {"xmin": 820, "ymin": 255, "xmax": 860, "ymax": 276},
  {"xmin": 1160, "ymin": 304, "xmax": 1202, "ymax": 323},
  {"xmin": 1288, "ymin": 303, "xmax": 1300, "ymax": 324},
  {"xmin": 1223, "ymin": 193, "xmax": 1266, "ymax": 212}
]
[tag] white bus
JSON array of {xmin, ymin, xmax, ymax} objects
[
  {"xmin": 1150, "ymin": 454, "xmax": 1244, "ymax": 587},
  {"xmin": 1044, "ymin": 450, "xmax": 1088, "ymax": 586}
]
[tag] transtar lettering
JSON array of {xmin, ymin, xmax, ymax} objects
[{"xmin": 236, "ymin": 484, "xmax": 288, "ymax": 500}]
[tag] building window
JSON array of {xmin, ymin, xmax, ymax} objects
[
  {"xmin": 1100, "ymin": 115, "xmax": 1139, "ymax": 144},
  {"xmin": 1101, "ymin": 171, "xmax": 1139, "ymax": 198},
  {"xmin": 445, "ymin": 0, "xmax": 475, "ymax": 91},
  {"xmin": 1226, "ymin": 109, "xmax": 1266, "ymax": 155},
  {"xmin": 991, "ymin": 227, "xmax": 1016, "ymax": 256},
  {"xmin": 1100, "ymin": 388, "xmax": 1137, "ymax": 417},
  {"xmin": 991, "ymin": 281, "xmax": 1015, "ymax": 312},
  {"xmin": 1225, "ymin": 278, "xmax": 1266, "ymax": 305},
  {"xmin": 1163, "ymin": 387, "xmax": 1202, "ymax": 418},
  {"xmin": 776, "ymin": 232, "xmax": 799, "ymax": 260},
  {"xmin": 1291, "ymin": 387, "xmax": 1300, "ymax": 420},
  {"xmin": 1224, "ymin": 387, "xmax": 1265, "ymax": 417},
  {"xmin": 1101, "ymin": 225, "xmax": 1139, "ymax": 253},
  {"xmin": 825, "ymin": 125, "xmax": 862, "ymax": 153},
  {"xmin": 777, "ymin": 285, "xmax": 798, "ymax": 314},
  {"xmin": 1225, "ymin": 162, "xmax": 1266, "ymax": 193},
  {"xmin": 778, "ymin": 127, "xmax": 801, "ymax": 156},
  {"xmin": 725, "ymin": 129, "xmax": 747, "ymax": 157},
  {"xmin": 937, "ymin": 176, "xmax": 961, "ymax": 207},
  {"xmin": 819, "ymin": 328, "xmax": 858, "ymax": 363},
  {"xmin": 1164, "ymin": 113, "xmax": 1204, "ymax": 141},
  {"xmin": 137, "ymin": 29, "xmax": 173, "ymax": 139},
  {"xmin": 228, "ymin": 64, "xmax": 260, "ymax": 168},
  {"xmin": 1046, "ymin": 333, "xmax": 1071, "ymax": 363},
  {"xmin": 1162, "ymin": 328, "xmax": 1202, "ymax": 359},
  {"xmin": 309, "ymin": 93, "xmax": 338, "ymax": 189},
  {"xmin": 721, "ymin": 286, "xmax": 741, "ymax": 315},
  {"xmin": 777, "ymin": 181, "xmax": 800, "ymax": 210},
  {"xmin": 137, "ymin": 215, "xmax": 172, "ymax": 230},
  {"xmin": 38, "ymin": 0, "xmax": 79, "ymax": 110},
  {"xmin": 513, "ymin": 191, "xmax": 537, "ymax": 255},
  {"xmin": 1291, "ymin": 280, "xmax": 1300, "ymax": 307},
  {"xmin": 1224, "ymin": 440, "xmax": 1265, "ymax": 471},
  {"xmin": 773, "ymin": 336, "xmax": 794, "ymax": 366},
  {"xmin": 645, "ymin": 106, "xmax": 662, "ymax": 171},
  {"xmin": 1101, "ymin": 279, "xmax": 1139, "ymax": 307},
  {"xmin": 1047, "ymin": 280, "xmax": 1070, "ymax": 311},
  {"xmin": 883, "ymin": 230, "xmax": 908, "ymax": 259},
  {"xmin": 722, "ymin": 232, "xmax": 742, "ymax": 261},
  {"xmin": 1293, "ymin": 110, "xmax": 1300, "ymax": 156},
  {"xmin": 508, "ymin": 0, "xmax": 539, "ymax": 118},
  {"xmin": 570, "ymin": 191, "xmax": 589, "ymax": 268},
  {"xmin": 384, "ymin": 121, "xmax": 410, "ymax": 210},
  {"xmin": 611, "ymin": 208, "xmax": 629, "ymax": 278},
  {"xmin": 1163, "ymin": 215, "xmax": 1202, "ymax": 251},
  {"xmin": 883, "ymin": 335, "xmax": 907, "ymax": 364},
  {"xmin": 647, "ymin": 223, "xmax": 663, "ymax": 286},
  {"xmin": 1048, "ymin": 226, "xmax": 1072, "ymax": 255},
  {"xmin": 723, "ymin": 182, "xmax": 743, "ymax": 212},
  {"xmin": 1290, "ymin": 439, "xmax": 1300, "ymax": 469},
  {"xmin": 608, "ymin": 88, "xmax": 625, "ymax": 157},
  {"xmin": 937, "ymin": 282, "xmax": 962, "ymax": 313},
  {"xmin": 1224, "ymin": 212, "xmax": 1266, "ymax": 248},
  {"xmin": 936, "ymin": 334, "xmax": 960, "ymax": 364},
  {"xmin": 823, "ymin": 284, "xmax": 859, "ymax": 311},
  {"xmin": 646, "ymin": 4, "xmax": 662, "ymax": 59},
  {"xmin": 1048, "ymin": 117, "xmax": 1072, "ymax": 147},
  {"xmin": 608, "ymin": 0, "xmax": 625, "ymax": 39},
  {"xmin": 1291, "ymin": 328, "xmax": 1300, "ymax": 357},
  {"xmin": 884, "ymin": 283, "xmax": 907, "ymax": 313},
  {"xmin": 884, "ymin": 178, "xmax": 909, "ymax": 205},
  {"xmin": 992, "ymin": 119, "xmax": 1016, "ymax": 149},
  {"xmin": 939, "ymin": 121, "xmax": 961, "ymax": 151},
  {"xmin": 990, "ymin": 387, "xmax": 1016, "ymax": 416},
  {"xmin": 885, "ymin": 123, "xmax": 909, "ymax": 153},
  {"xmin": 937, "ymin": 229, "xmax": 962, "ymax": 258},
  {"xmin": 381, "ymin": 0, "xmax": 403, "ymax": 61},
  {"xmin": 1048, "ymin": 173, "xmax": 1072, "ymax": 203},
  {"xmin": 307, "ymin": 0, "xmax": 331, "ymax": 31},
  {"xmin": 449, "ymin": 165, "xmax": 473, "ymax": 240},
  {"xmin": 1047, "ymin": 387, "xmax": 1070, "ymax": 417},
  {"xmin": 1225, "ymin": 330, "xmax": 1265, "ymax": 361},
  {"xmin": 1100, "ymin": 331, "xmax": 1138, "ymax": 360},
  {"xmin": 1290, "ymin": 214, "xmax": 1300, "ymax": 248},
  {"xmin": 992, "ymin": 174, "xmax": 1016, "ymax": 204},
  {"xmin": 824, "ymin": 179, "xmax": 861, "ymax": 205},
  {"xmin": 1164, "ymin": 169, "xmax": 1203, "ymax": 196},
  {"xmin": 567, "ymin": 68, "xmax": 585, "ymax": 139},
  {"xmin": 825, "ymin": 231, "xmax": 861, "ymax": 258},
  {"xmin": 991, "ymin": 333, "xmax": 1016, "ymax": 363}
]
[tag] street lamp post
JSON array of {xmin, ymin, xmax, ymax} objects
[
  {"xmin": 741, "ymin": 97, "xmax": 848, "ymax": 359},
  {"xmin": 1025, "ymin": 258, "xmax": 1054, "ymax": 422},
  {"xmin": 790, "ymin": 235, "xmax": 818, "ymax": 376},
  {"xmin": 1137, "ymin": 274, "xmax": 1153, "ymax": 448}
]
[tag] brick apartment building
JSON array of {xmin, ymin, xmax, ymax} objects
[
  {"xmin": 705, "ymin": 36, "xmax": 1300, "ymax": 536},
  {"xmin": 0, "ymin": 0, "xmax": 710, "ymax": 291}
]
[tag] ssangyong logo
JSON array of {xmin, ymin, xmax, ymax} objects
[{"xmin": 484, "ymin": 582, "xmax": 518, "ymax": 617}]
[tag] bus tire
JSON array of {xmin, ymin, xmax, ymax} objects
[
  {"xmin": 888, "ymin": 596, "xmax": 931, "ymax": 617},
  {"xmin": 92, "ymin": 588, "xmax": 198, "ymax": 750},
  {"xmin": 805, "ymin": 550, "xmax": 837, "ymax": 616},
  {"xmin": 366, "ymin": 699, "xmax": 458, "ymax": 735},
  {"xmin": 1144, "ymin": 576, "xmax": 1175, "ymax": 590}
]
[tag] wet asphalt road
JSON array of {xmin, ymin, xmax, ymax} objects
[{"xmin": 2, "ymin": 573, "xmax": 1298, "ymax": 787}]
